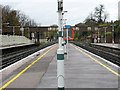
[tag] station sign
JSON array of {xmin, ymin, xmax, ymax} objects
[{"xmin": 92, "ymin": 34, "xmax": 98, "ymax": 39}]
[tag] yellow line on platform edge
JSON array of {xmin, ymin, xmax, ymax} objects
[
  {"xmin": 0, "ymin": 45, "xmax": 57, "ymax": 90},
  {"xmin": 71, "ymin": 44, "xmax": 120, "ymax": 77}
]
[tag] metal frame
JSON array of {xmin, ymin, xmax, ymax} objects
[{"xmin": 63, "ymin": 28, "xmax": 74, "ymax": 40}]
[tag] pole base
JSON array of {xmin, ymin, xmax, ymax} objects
[
  {"xmin": 58, "ymin": 87, "xmax": 64, "ymax": 90},
  {"xmin": 64, "ymin": 53, "xmax": 67, "ymax": 55}
]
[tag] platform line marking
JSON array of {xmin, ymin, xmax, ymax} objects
[
  {"xmin": 0, "ymin": 45, "xmax": 57, "ymax": 90},
  {"xmin": 71, "ymin": 44, "xmax": 120, "ymax": 77}
]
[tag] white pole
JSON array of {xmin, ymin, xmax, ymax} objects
[
  {"xmin": 105, "ymin": 27, "xmax": 107, "ymax": 43},
  {"xmin": 0, "ymin": 5, "xmax": 2, "ymax": 35},
  {"xmin": 98, "ymin": 29, "xmax": 99, "ymax": 43},
  {"xmin": 13, "ymin": 26, "xmax": 15, "ymax": 35},
  {"xmin": 67, "ymin": 28, "xmax": 68, "ymax": 59},
  {"xmin": 112, "ymin": 26, "xmax": 114, "ymax": 44},
  {"xmin": 61, "ymin": 12, "xmax": 64, "ymax": 52},
  {"xmin": 57, "ymin": 0, "xmax": 64, "ymax": 89}
]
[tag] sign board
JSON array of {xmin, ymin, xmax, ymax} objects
[
  {"xmin": 65, "ymin": 25, "xmax": 71, "ymax": 29},
  {"xmin": 92, "ymin": 34, "xmax": 97, "ymax": 39}
]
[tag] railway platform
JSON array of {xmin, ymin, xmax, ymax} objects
[
  {"xmin": 0, "ymin": 43, "xmax": 120, "ymax": 89},
  {"xmin": 0, "ymin": 43, "xmax": 35, "ymax": 50}
]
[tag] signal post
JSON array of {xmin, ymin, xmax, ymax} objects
[{"xmin": 57, "ymin": 0, "xmax": 64, "ymax": 89}]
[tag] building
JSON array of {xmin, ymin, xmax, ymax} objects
[{"xmin": 118, "ymin": 1, "xmax": 120, "ymax": 20}]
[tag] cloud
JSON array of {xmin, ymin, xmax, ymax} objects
[{"xmin": 0, "ymin": 0, "xmax": 119, "ymax": 25}]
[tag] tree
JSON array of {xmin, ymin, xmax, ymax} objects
[
  {"xmin": 84, "ymin": 12, "xmax": 97, "ymax": 26},
  {"xmin": 1, "ymin": 5, "xmax": 37, "ymax": 27},
  {"xmin": 94, "ymin": 4, "xmax": 109, "ymax": 24},
  {"xmin": 103, "ymin": 12, "xmax": 109, "ymax": 23}
]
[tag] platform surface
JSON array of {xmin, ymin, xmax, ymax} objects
[
  {"xmin": 38, "ymin": 44, "xmax": 120, "ymax": 88},
  {"xmin": 91, "ymin": 43, "xmax": 120, "ymax": 49},
  {"xmin": 0, "ymin": 44, "xmax": 120, "ymax": 89},
  {"xmin": 0, "ymin": 43, "xmax": 35, "ymax": 50}
]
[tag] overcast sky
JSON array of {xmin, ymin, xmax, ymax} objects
[{"xmin": 0, "ymin": 0, "xmax": 120, "ymax": 26}]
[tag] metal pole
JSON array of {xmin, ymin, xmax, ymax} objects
[
  {"xmin": 22, "ymin": 29, "xmax": 24, "ymax": 36},
  {"xmin": 63, "ymin": 19, "xmax": 67, "ymax": 55},
  {"xmin": 0, "ymin": 5, "xmax": 2, "ymax": 35},
  {"xmin": 13, "ymin": 26, "xmax": 15, "ymax": 35},
  {"xmin": 61, "ymin": 12, "xmax": 64, "ymax": 52},
  {"xmin": 112, "ymin": 26, "xmax": 114, "ymax": 44},
  {"xmin": 27, "ymin": 28, "xmax": 29, "ymax": 43},
  {"xmin": 67, "ymin": 28, "xmax": 68, "ymax": 59},
  {"xmin": 57, "ymin": 0, "xmax": 64, "ymax": 89},
  {"xmin": 104, "ymin": 27, "xmax": 107, "ymax": 43},
  {"xmin": 98, "ymin": 29, "xmax": 99, "ymax": 43}
]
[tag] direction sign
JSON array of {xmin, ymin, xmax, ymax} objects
[{"xmin": 65, "ymin": 25, "xmax": 71, "ymax": 29}]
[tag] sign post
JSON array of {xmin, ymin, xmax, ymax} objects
[
  {"xmin": 92, "ymin": 34, "xmax": 98, "ymax": 43},
  {"xmin": 65, "ymin": 25, "xmax": 71, "ymax": 59}
]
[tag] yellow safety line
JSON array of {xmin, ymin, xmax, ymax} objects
[
  {"xmin": 0, "ymin": 45, "xmax": 57, "ymax": 90},
  {"xmin": 70, "ymin": 44, "xmax": 120, "ymax": 77}
]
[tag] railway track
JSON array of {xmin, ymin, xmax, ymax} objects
[
  {"xmin": 0, "ymin": 42, "xmax": 56, "ymax": 69},
  {"xmin": 72, "ymin": 41, "xmax": 120, "ymax": 66}
]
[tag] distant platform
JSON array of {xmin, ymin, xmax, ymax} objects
[
  {"xmin": 91, "ymin": 43, "xmax": 120, "ymax": 49},
  {"xmin": 0, "ymin": 43, "xmax": 35, "ymax": 50}
]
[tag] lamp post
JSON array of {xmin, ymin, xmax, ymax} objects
[{"xmin": 57, "ymin": 0, "xmax": 64, "ymax": 89}]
